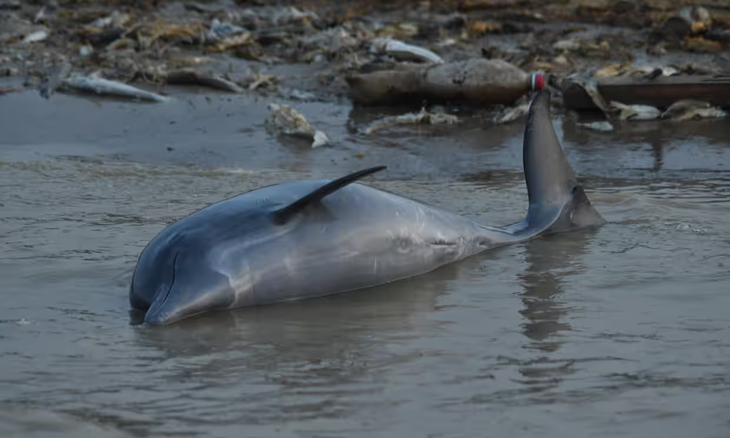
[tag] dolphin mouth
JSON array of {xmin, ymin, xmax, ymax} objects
[{"xmin": 144, "ymin": 253, "xmax": 178, "ymax": 325}]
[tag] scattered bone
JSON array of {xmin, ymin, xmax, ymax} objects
[
  {"xmin": 22, "ymin": 29, "xmax": 48, "ymax": 44},
  {"xmin": 610, "ymin": 102, "xmax": 661, "ymax": 121},
  {"xmin": 61, "ymin": 73, "xmax": 169, "ymax": 102},
  {"xmin": 363, "ymin": 107, "xmax": 459, "ymax": 134},
  {"xmin": 371, "ymin": 38, "xmax": 443, "ymax": 64},
  {"xmin": 265, "ymin": 103, "xmax": 330, "ymax": 148},
  {"xmin": 165, "ymin": 69, "xmax": 243, "ymax": 93}
]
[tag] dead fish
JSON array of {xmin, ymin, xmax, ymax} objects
[
  {"xmin": 363, "ymin": 107, "xmax": 459, "ymax": 134},
  {"xmin": 630, "ymin": 65, "xmax": 679, "ymax": 78},
  {"xmin": 594, "ymin": 63, "xmax": 630, "ymax": 78},
  {"xmin": 579, "ymin": 121, "xmax": 614, "ymax": 132},
  {"xmin": 61, "ymin": 73, "xmax": 169, "ymax": 103},
  {"xmin": 564, "ymin": 74, "xmax": 611, "ymax": 114},
  {"xmin": 165, "ymin": 69, "xmax": 243, "ymax": 93},
  {"xmin": 661, "ymin": 100, "xmax": 727, "ymax": 121},
  {"xmin": 265, "ymin": 103, "xmax": 330, "ymax": 148},
  {"xmin": 0, "ymin": 86, "xmax": 22, "ymax": 96},
  {"xmin": 494, "ymin": 103, "xmax": 529, "ymax": 124},
  {"xmin": 22, "ymin": 29, "xmax": 48, "ymax": 44},
  {"xmin": 610, "ymin": 101, "xmax": 661, "ymax": 121},
  {"xmin": 372, "ymin": 38, "xmax": 443, "ymax": 64}
]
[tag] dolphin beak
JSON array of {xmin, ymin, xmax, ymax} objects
[
  {"xmin": 143, "ymin": 284, "xmax": 177, "ymax": 325},
  {"xmin": 143, "ymin": 277, "xmax": 235, "ymax": 326}
]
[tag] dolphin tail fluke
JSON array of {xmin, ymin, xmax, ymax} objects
[
  {"xmin": 506, "ymin": 90, "xmax": 605, "ymax": 238},
  {"xmin": 271, "ymin": 166, "xmax": 387, "ymax": 224}
]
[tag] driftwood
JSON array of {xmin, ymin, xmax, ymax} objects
[
  {"xmin": 346, "ymin": 58, "xmax": 539, "ymax": 106},
  {"xmin": 563, "ymin": 75, "xmax": 730, "ymax": 111}
]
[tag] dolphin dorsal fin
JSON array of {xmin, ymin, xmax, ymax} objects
[{"xmin": 271, "ymin": 166, "xmax": 387, "ymax": 225}]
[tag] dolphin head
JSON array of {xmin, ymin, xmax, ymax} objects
[{"xmin": 130, "ymin": 230, "xmax": 241, "ymax": 326}]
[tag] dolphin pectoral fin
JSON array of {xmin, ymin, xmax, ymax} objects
[
  {"xmin": 516, "ymin": 90, "xmax": 605, "ymax": 238},
  {"xmin": 271, "ymin": 165, "xmax": 387, "ymax": 225}
]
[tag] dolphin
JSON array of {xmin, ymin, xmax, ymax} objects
[{"xmin": 130, "ymin": 91, "xmax": 606, "ymax": 325}]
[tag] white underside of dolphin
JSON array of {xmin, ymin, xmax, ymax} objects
[{"xmin": 130, "ymin": 91, "xmax": 606, "ymax": 325}]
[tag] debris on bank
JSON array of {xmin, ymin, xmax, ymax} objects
[
  {"xmin": 563, "ymin": 74, "xmax": 730, "ymax": 113},
  {"xmin": 165, "ymin": 69, "xmax": 243, "ymax": 93},
  {"xmin": 363, "ymin": 107, "xmax": 459, "ymax": 134},
  {"xmin": 0, "ymin": 86, "xmax": 22, "ymax": 96},
  {"xmin": 265, "ymin": 103, "xmax": 330, "ymax": 148},
  {"xmin": 347, "ymin": 59, "xmax": 544, "ymax": 106},
  {"xmin": 579, "ymin": 121, "xmax": 614, "ymax": 132},
  {"xmin": 661, "ymin": 100, "xmax": 728, "ymax": 121},
  {"xmin": 0, "ymin": 0, "xmax": 728, "ymax": 134},
  {"xmin": 494, "ymin": 103, "xmax": 530, "ymax": 124},
  {"xmin": 610, "ymin": 102, "xmax": 662, "ymax": 121},
  {"xmin": 371, "ymin": 38, "xmax": 444, "ymax": 64},
  {"xmin": 61, "ymin": 73, "xmax": 169, "ymax": 103}
]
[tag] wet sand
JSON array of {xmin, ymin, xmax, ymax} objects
[{"xmin": 1, "ymin": 88, "xmax": 729, "ymax": 437}]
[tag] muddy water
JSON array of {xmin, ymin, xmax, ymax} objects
[{"xmin": 1, "ymin": 91, "xmax": 729, "ymax": 438}]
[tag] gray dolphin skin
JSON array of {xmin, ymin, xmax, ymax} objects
[{"xmin": 130, "ymin": 91, "xmax": 606, "ymax": 325}]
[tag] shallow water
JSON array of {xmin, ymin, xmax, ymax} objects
[{"xmin": 1, "ymin": 92, "xmax": 729, "ymax": 438}]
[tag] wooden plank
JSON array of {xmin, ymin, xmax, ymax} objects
[{"xmin": 563, "ymin": 75, "xmax": 730, "ymax": 111}]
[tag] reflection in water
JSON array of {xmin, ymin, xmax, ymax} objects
[
  {"xmin": 650, "ymin": 138, "xmax": 663, "ymax": 172},
  {"xmin": 517, "ymin": 230, "xmax": 595, "ymax": 353},
  {"xmin": 130, "ymin": 262, "xmax": 465, "ymax": 425}
]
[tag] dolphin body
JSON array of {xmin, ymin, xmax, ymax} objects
[{"xmin": 130, "ymin": 91, "xmax": 606, "ymax": 325}]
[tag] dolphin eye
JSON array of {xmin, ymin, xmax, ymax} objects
[{"xmin": 394, "ymin": 236, "xmax": 411, "ymax": 253}]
